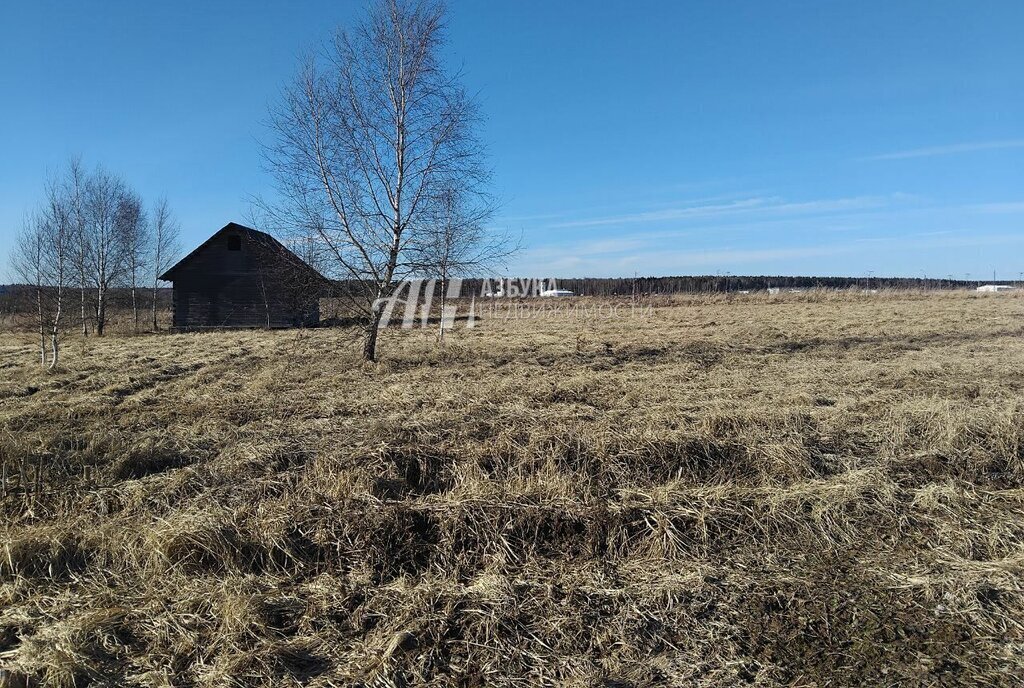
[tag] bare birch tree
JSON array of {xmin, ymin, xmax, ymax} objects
[
  {"xmin": 260, "ymin": 0, "xmax": 494, "ymax": 361},
  {"xmin": 419, "ymin": 185, "xmax": 509, "ymax": 343},
  {"xmin": 10, "ymin": 184, "xmax": 72, "ymax": 368},
  {"xmin": 82, "ymin": 168, "xmax": 129, "ymax": 336},
  {"xmin": 67, "ymin": 158, "xmax": 91, "ymax": 336},
  {"xmin": 11, "ymin": 217, "xmax": 48, "ymax": 365},
  {"xmin": 150, "ymin": 198, "xmax": 181, "ymax": 331},
  {"xmin": 42, "ymin": 179, "xmax": 72, "ymax": 367},
  {"xmin": 117, "ymin": 190, "xmax": 149, "ymax": 333}
]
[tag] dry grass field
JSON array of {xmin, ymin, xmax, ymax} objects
[{"xmin": 2, "ymin": 290, "xmax": 1024, "ymax": 686}]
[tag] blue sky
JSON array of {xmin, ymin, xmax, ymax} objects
[{"xmin": 1, "ymin": 1, "xmax": 1022, "ymax": 279}]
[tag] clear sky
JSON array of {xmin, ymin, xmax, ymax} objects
[{"xmin": 2, "ymin": 1, "xmax": 1022, "ymax": 280}]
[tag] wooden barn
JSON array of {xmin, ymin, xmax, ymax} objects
[{"xmin": 160, "ymin": 222, "xmax": 327, "ymax": 329}]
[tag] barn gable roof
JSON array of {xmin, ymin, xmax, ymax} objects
[{"xmin": 159, "ymin": 222, "xmax": 327, "ymax": 283}]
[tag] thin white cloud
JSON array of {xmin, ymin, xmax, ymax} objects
[
  {"xmin": 493, "ymin": 192, "xmax": 762, "ymax": 228},
  {"xmin": 967, "ymin": 202, "xmax": 1024, "ymax": 214},
  {"xmin": 861, "ymin": 139, "xmax": 1024, "ymax": 161},
  {"xmin": 546, "ymin": 197, "xmax": 772, "ymax": 229},
  {"xmin": 523, "ymin": 237, "xmax": 652, "ymax": 260},
  {"xmin": 515, "ymin": 231, "xmax": 1024, "ymax": 277},
  {"xmin": 546, "ymin": 194, "xmax": 907, "ymax": 230},
  {"xmin": 761, "ymin": 195, "xmax": 903, "ymax": 215}
]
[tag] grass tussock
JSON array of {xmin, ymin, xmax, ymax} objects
[{"xmin": 1, "ymin": 290, "xmax": 1024, "ymax": 685}]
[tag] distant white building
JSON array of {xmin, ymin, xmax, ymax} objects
[
  {"xmin": 976, "ymin": 284, "xmax": 1016, "ymax": 293},
  {"xmin": 539, "ymin": 289, "xmax": 575, "ymax": 297}
]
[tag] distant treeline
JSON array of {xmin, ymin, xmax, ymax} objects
[
  {"xmin": 539, "ymin": 275, "xmax": 994, "ymax": 296},
  {"xmin": 321, "ymin": 274, "xmax": 1006, "ymax": 301},
  {"xmin": 419, "ymin": 275, "xmax": 1000, "ymax": 298},
  {"xmin": 2, "ymin": 275, "xmax": 1009, "ymax": 327},
  {"xmin": 5, "ymin": 275, "xmax": 1011, "ymax": 306}
]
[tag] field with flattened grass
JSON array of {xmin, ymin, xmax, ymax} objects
[{"xmin": 2, "ymin": 290, "xmax": 1024, "ymax": 686}]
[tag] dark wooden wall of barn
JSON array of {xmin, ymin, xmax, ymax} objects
[{"xmin": 169, "ymin": 231, "xmax": 319, "ymax": 329}]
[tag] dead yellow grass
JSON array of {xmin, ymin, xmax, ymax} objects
[{"xmin": 2, "ymin": 290, "xmax": 1024, "ymax": 686}]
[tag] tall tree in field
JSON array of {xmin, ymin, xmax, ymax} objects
[
  {"xmin": 117, "ymin": 190, "xmax": 149, "ymax": 333},
  {"xmin": 42, "ymin": 179, "xmax": 73, "ymax": 367},
  {"xmin": 150, "ymin": 198, "xmax": 181, "ymax": 331},
  {"xmin": 10, "ymin": 181, "xmax": 73, "ymax": 368},
  {"xmin": 261, "ymin": 0, "xmax": 494, "ymax": 361},
  {"xmin": 67, "ymin": 158, "xmax": 91, "ymax": 336},
  {"xmin": 82, "ymin": 168, "xmax": 129, "ymax": 336},
  {"xmin": 11, "ymin": 217, "xmax": 49, "ymax": 366},
  {"xmin": 420, "ymin": 185, "xmax": 508, "ymax": 343}
]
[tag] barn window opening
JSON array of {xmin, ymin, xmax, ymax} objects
[{"xmin": 227, "ymin": 235, "xmax": 241, "ymax": 251}]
